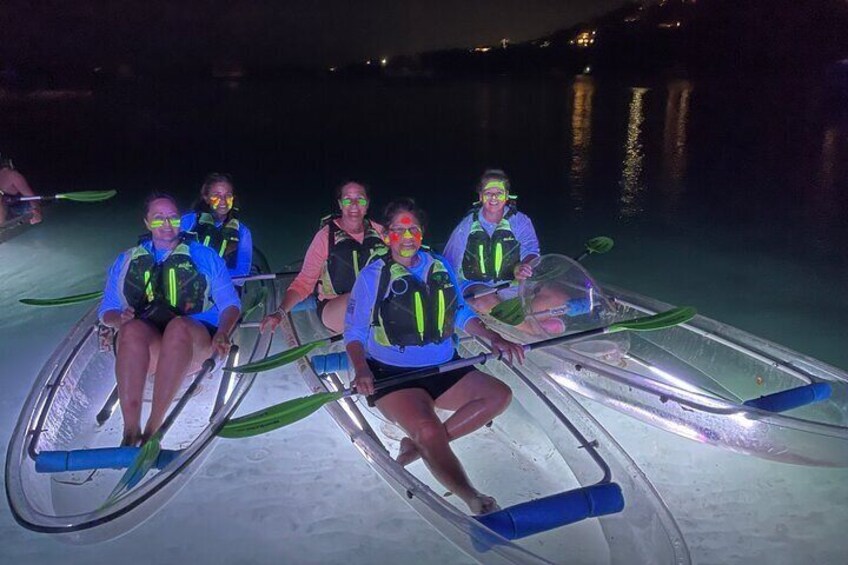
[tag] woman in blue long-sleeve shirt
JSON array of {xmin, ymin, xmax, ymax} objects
[
  {"xmin": 345, "ymin": 198, "xmax": 524, "ymax": 515},
  {"xmin": 180, "ymin": 173, "xmax": 253, "ymax": 279},
  {"xmin": 99, "ymin": 193, "xmax": 241, "ymax": 447}
]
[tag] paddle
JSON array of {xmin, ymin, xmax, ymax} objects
[
  {"xmin": 102, "ymin": 354, "xmax": 219, "ymax": 507},
  {"xmin": 463, "ymin": 236, "xmax": 614, "ymax": 301},
  {"xmin": 18, "ymin": 269, "xmax": 300, "ymax": 307},
  {"xmin": 8, "ymin": 190, "xmax": 117, "ymax": 203},
  {"xmin": 219, "ymin": 306, "xmax": 696, "ymax": 438},
  {"xmin": 224, "ymin": 334, "xmax": 344, "ymax": 373}
]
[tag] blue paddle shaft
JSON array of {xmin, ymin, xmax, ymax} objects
[{"xmin": 743, "ymin": 382, "xmax": 832, "ymax": 413}]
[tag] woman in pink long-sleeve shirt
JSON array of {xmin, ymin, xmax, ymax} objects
[{"xmin": 260, "ymin": 181, "xmax": 387, "ymax": 333}]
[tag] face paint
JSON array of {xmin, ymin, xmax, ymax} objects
[
  {"xmin": 209, "ymin": 195, "xmax": 234, "ymax": 209},
  {"xmin": 400, "ymin": 248, "xmax": 416, "ymax": 257}
]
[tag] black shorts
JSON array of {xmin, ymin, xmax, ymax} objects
[
  {"xmin": 316, "ymin": 298, "xmax": 330, "ymax": 321},
  {"xmin": 366, "ymin": 353, "xmax": 475, "ymax": 407},
  {"xmin": 139, "ymin": 317, "xmax": 217, "ymax": 338}
]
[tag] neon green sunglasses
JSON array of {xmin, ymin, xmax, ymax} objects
[
  {"xmin": 149, "ymin": 217, "xmax": 181, "ymax": 229},
  {"xmin": 339, "ymin": 197, "xmax": 368, "ymax": 207}
]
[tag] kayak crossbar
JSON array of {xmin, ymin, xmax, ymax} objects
[{"xmin": 35, "ymin": 447, "xmax": 181, "ymax": 473}]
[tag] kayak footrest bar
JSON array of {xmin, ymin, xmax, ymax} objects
[
  {"xmin": 35, "ymin": 447, "xmax": 181, "ymax": 473},
  {"xmin": 742, "ymin": 382, "xmax": 832, "ymax": 413},
  {"xmin": 476, "ymin": 482, "xmax": 624, "ymax": 542}
]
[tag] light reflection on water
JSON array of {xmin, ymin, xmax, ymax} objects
[
  {"xmin": 661, "ymin": 79, "xmax": 692, "ymax": 209},
  {"xmin": 619, "ymin": 87, "xmax": 649, "ymax": 218},
  {"xmin": 569, "ymin": 76, "xmax": 594, "ymax": 210}
]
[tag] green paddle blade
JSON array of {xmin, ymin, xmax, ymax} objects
[
  {"xmin": 586, "ymin": 236, "xmax": 614, "ymax": 255},
  {"xmin": 489, "ymin": 297, "xmax": 525, "ymax": 325},
  {"xmin": 225, "ymin": 337, "xmax": 333, "ymax": 373},
  {"xmin": 20, "ymin": 290, "xmax": 104, "ymax": 306},
  {"xmin": 56, "ymin": 190, "xmax": 117, "ymax": 203},
  {"xmin": 608, "ymin": 306, "xmax": 696, "ymax": 333},
  {"xmin": 218, "ymin": 391, "xmax": 344, "ymax": 438},
  {"xmin": 102, "ymin": 436, "xmax": 161, "ymax": 507}
]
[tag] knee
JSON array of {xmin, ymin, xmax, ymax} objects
[
  {"xmin": 117, "ymin": 320, "xmax": 149, "ymax": 347},
  {"xmin": 489, "ymin": 381, "xmax": 512, "ymax": 416},
  {"xmin": 163, "ymin": 317, "xmax": 193, "ymax": 341},
  {"xmin": 411, "ymin": 419, "xmax": 448, "ymax": 450}
]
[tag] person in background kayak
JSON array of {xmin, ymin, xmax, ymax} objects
[
  {"xmin": 345, "ymin": 197, "xmax": 523, "ymax": 515},
  {"xmin": 99, "ymin": 193, "xmax": 240, "ymax": 447},
  {"xmin": 443, "ymin": 169, "xmax": 564, "ymax": 334},
  {"xmin": 261, "ymin": 180, "xmax": 386, "ymax": 334},
  {"xmin": 0, "ymin": 154, "xmax": 43, "ymax": 225},
  {"xmin": 181, "ymin": 172, "xmax": 253, "ymax": 279}
]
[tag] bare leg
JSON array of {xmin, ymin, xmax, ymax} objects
[
  {"xmin": 396, "ymin": 370, "xmax": 512, "ymax": 467},
  {"xmin": 377, "ymin": 388, "xmax": 500, "ymax": 514},
  {"xmin": 320, "ymin": 294, "xmax": 349, "ymax": 334},
  {"xmin": 115, "ymin": 320, "xmax": 161, "ymax": 446},
  {"xmin": 0, "ymin": 200, "xmax": 7, "ymax": 223},
  {"xmin": 143, "ymin": 317, "xmax": 212, "ymax": 439}
]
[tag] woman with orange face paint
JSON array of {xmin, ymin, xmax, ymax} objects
[
  {"xmin": 260, "ymin": 181, "xmax": 387, "ymax": 334},
  {"xmin": 345, "ymin": 198, "xmax": 525, "ymax": 515},
  {"xmin": 180, "ymin": 173, "xmax": 253, "ymax": 279}
]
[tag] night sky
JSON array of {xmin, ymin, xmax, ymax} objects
[{"xmin": 2, "ymin": 0, "xmax": 623, "ymax": 71}]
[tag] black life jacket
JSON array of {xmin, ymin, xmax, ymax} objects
[
  {"xmin": 460, "ymin": 204, "xmax": 521, "ymax": 283},
  {"xmin": 190, "ymin": 211, "xmax": 241, "ymax": 270},
  {"xmin": 120, "ymin": 240, "xmax": 210, "ymax": 322},
  {"xmin": 370, "ymin": 252, "xmax": 458, "ymax": 348},
  {"xmin": 320, "ymin": 215, "xmax": 387, "ymax": 297}
]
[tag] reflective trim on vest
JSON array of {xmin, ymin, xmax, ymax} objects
[
  {"xmin": 120, "ymin": 242, "xmax": 211, "ymax": 316},
  {"xmin": 319, "ymin": 218, "xmax": 387, "ymax": 298},
  {"xmin": 192, "ymin": 212, "xmax": 240, "ymax": 269},
  {"xmin": 371, "ymin": 254, "xmax": 458, "ymax": 348},
  {"xmin": 461, "ymin": 207, "xmax": 521, "ymax": 283}
]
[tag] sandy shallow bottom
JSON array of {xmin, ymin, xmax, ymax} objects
[{"xmin": 2, "ymin": 209, "xmax": 847, "ymax": 564}]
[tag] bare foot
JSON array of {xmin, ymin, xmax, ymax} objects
[
  {"xmin": 121, "ymin": 430, "xmax": 142, "ymax": 447},
  {"xmin": 468, "ymin": 493, "xmax": 500, "ymax": 515},
  {"xmin": 395, "ymin": 437, "xmax": 422, "ymax": 466}
]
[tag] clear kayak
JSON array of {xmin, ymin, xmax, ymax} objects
[
  {"xmin": 0, "ymin": 211, "xmax": 33, "ymax": 244},
  {"xmin": 283, "ymin": 298, "xmax": 691, "ymax": 565},
  {"xmin": 5, "ymin": 249, "xmax": 280, "ymax": 542},
  {"xmin": 484, "ymin": 254, "xmax": 848, "ymax": 468}
]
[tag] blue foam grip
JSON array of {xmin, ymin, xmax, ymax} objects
[
  {"xmin": 311, "ymin": 352, "xmax": 350, "ymax": 375},
  {"xmin": 291, "ymin": 296, "xmax": 318, "ymax": 313},
  {"xmin": 565, "ymin": 297, "xmax": 592, "ymax": 317},
  {"xmin": 476, "ymin": 483, "xmax": 624, "ymax": 540},
  {"xmin": 35, "ymin": 447, "xmax": 181, "ymax": 473},
  {"xmin": 743, "ymin": 382, "xmax": 832, "ymax": 413}
]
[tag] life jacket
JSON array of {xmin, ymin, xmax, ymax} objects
[
  {"xmin": 119, "ymin": 240, "xmax": 211, "ymax": 320},
  {"xmin": 460, "ymin": 203, "xmax": 521, "ymax": 283},
  {"xmin": 370, "ymin": 252, "xmax": 458, "ymax": 348},
  {"xmin": 189, "ymin": 211, "xmax": 241, "ymax": 270},
  {"xmin": 319, "ymin": 215, "xmax": 387, "ymax": 298}
]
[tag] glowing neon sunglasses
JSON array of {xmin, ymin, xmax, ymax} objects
[
  {"xmin": 209, "ymin": 195, "xmax": 234, "ymax": 207},
  {"xmin": 481, "ymin": 189, "xmax": 507, "ymax": 202},
  {"xmin": 388, "ymin": 225, "xmax": 422, "ymax": 236},
  {"xmin": 339, "ymin": 197, "xmax": 368, "ymax": 207},
  {"xmin": 149, "ymin": 217, "xmax": 181, "ymax": 229}
]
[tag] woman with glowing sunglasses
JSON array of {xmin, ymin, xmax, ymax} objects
[
  {"xmin": 345, "ymin": 198, "xmax": 524, "ymax": 515},
  {"xmin": 99, "ymin": 193, "xmax": 241, "ymax": 446},
  {"xmin": 180, "ymin": 173, "xmax": 253, "ymax": 279},
  {"xmin": 443, "ymin": 169, "xmax": 540, "ymax": 313},
  {"xmin": 261, "ymin": 180, "xmax": 386, "ymax": 334}
]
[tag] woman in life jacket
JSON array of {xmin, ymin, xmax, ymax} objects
[
  {"xmin": 180, "ymin": 172, "xmax": 253, "ymax": 279},
  {"xmin": 260, "ymin": 180, "xmax": 386, "ymax": 334},
  {"xmin": 345, "ymin": 198, "xmax": 524, "ymax": 515},
  {"xmin": 0, "ymin": 154, "xmax": 43, "ymax": 225},
  {"xmin": 443, "ymin": 169, "xmax": 565, "ymax": 334},
  {"xmin": 99, "ymin": 193, "xmax": 241, "ymax": 447}
]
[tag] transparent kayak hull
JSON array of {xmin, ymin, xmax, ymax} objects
[
  {"xmin": 483, "ymin": 253, "xmax": 848, "ymax": 467},
  {"xmin": 284, "ymin": 302, "xmax": 691, "ymax": 565},
  {"xmin": 5, "ymin": 251, "xmax": 279, "ymax": 541}
]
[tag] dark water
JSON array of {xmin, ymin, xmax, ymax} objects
[{"xmin": 2, "ymin": 73, "xmax": 847, "ymax": 364}]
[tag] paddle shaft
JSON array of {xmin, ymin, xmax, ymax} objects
[
  {"xmin": 349, "ymin": 325, "xmax": 610, "ymax": 395},
  {"xmin": 235, "ymin": 270, "xmax": 299, "ymax": 283},
  {"xmin": 155, "ymin": 357, "xmax": 217, "ymax": 439}
]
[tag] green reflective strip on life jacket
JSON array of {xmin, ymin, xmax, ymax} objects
[
  {"xmin": 352, "ymin": 249, "xmax": 360, "ymax": 277},
  {"xmin": 414, "ymin": 291, "xmax": 425, "ymax": 341},
  {"xmin": 168, "ymin": 268, "xmax": 177, "ymax": 307},
  {"xmin": 203, "ymin": 235, "xmax": 211, "ymax": 248},
  {"xmin": 437, "ymin": 289, "xmax": 446, "ymax": 338},
  {"xmin": 478, "ymin": 244, "xmax": 486, "ymax": 275},
  {"xmin": 218, "ymin": 240, "xmax": 227, "ymax": 257},
  {"xmin": 144, "ymin": 270, "xmax": 153, "ymax": 301},
  {"xmin": 494, "ymin": 242, "xmax": 503, "ymax": 277}
]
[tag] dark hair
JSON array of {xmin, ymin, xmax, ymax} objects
[
  {"xmin": 382, "ymin": 197, "xmax": 427, "ymax": 232},
  {"xmin": 476, "ymin": 168, "xmax": 511, "ymax": 194},
  {"xmin": 201, "ymin": 172, "xmax": 235, "ymax": 196},
  {"xmin": 0, "ymin": 154, "xmax": 14, "ymax": 170},
  {"xmin": 144, "ymin": 192, "xmax": 180, "ymax": 215},
  {"xmin": 334, "ymin": 180, "xmax": 370, "ymax": 202}
]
